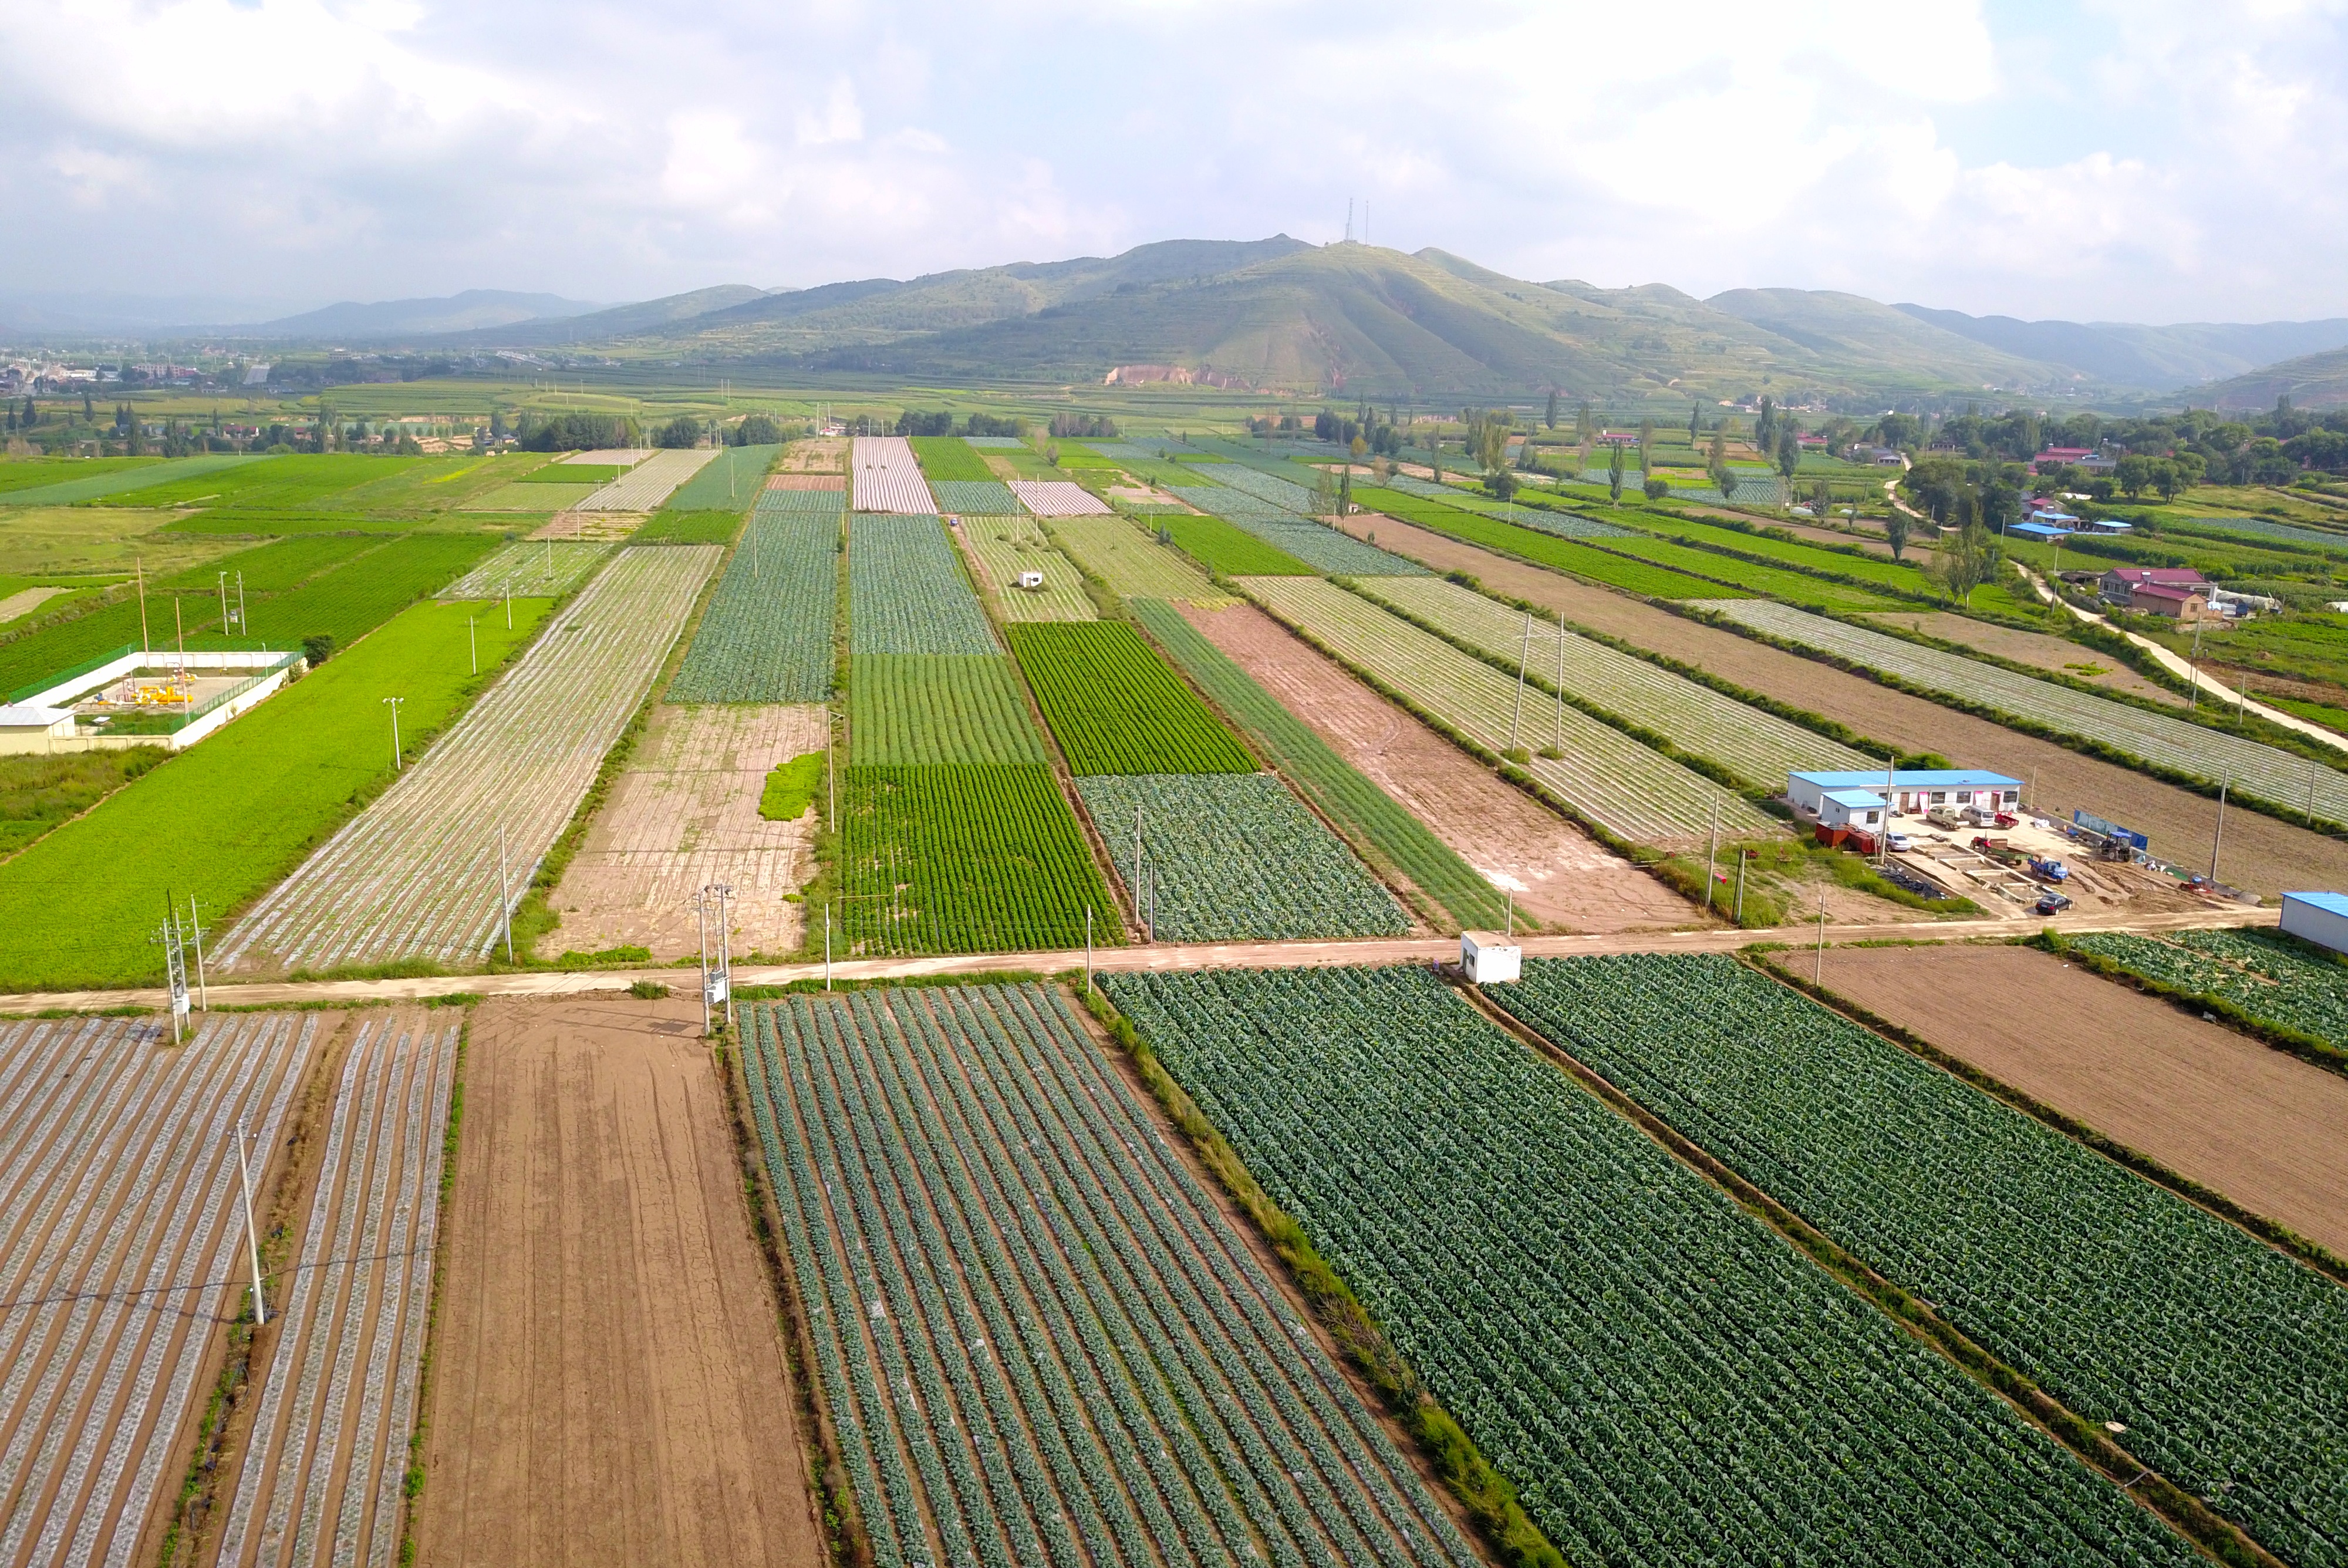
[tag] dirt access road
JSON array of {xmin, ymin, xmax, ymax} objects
[
  {"xmin": 1810, "ymin": 943, "xmax": 2348, "ymax": 1256},
  {"xmin": 1343, "ymin": 511, "xmax": 2348, "ymax": 897},
  {"xmin": 413, "ymin": 994, "xmax": 819, "ymax": 1568}
]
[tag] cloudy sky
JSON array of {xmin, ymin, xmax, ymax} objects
[{"xmin": 2, "ymin": 0, "xmax": 2343, "ymax": 324}]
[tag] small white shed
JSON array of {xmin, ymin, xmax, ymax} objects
[
  {"xmin": 2279, "ymin": 892, "xmax": 2348, "ymax": 955},
  {"xmin": 1817, "ymin": 788, "xmax": 1885, "ymax": 832},
  {"xmin": 1460, "ymin": 931, "xmax": 1521, "ymax": 984},
  {"xmin": 0, "ymin": 704, "xmax": 74, "ymax": 754},
  {"xmin": 1016, "ymin": 570, "xmax": 1045, "ymax": 590}
]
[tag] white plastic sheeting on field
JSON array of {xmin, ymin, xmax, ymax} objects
[
  {"xmin": 849, "ymin": 436, "xmax": 937, "ymax": 514},
  {"xmin": 1008, "ymin": 479, "xmax": 1111, "ymax": 517}
]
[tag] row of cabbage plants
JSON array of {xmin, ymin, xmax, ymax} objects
[
  {"xmin": 1100, "ymin": 963, "xmax": 2209, "ymax": 1568},
  {"xmin": 738, "ymin": 984, "xmax": 1477, "ymax": 1568}
]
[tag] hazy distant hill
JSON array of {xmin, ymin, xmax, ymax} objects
[
  {"xmin": 249, "ymin": 289, "xmax": 605, "ymax": 338},
  {"xmin": 435, "ymin": 284, "xmax": 772, "ymax": 346},
  {"xmin": 610, "ymin": 241, "xmax": 2073, "ymax": 403},
  {"xmin": 1894, "ymin": 304, "xmax": 2348, "ymax": 390},
  {"xmin": 2191, "ymin": 345, "xmax": 2348, "ymax": 410},
  {"xmin": 1706, "ymin": 289, "xmax": 2062, "ymax": 389}
]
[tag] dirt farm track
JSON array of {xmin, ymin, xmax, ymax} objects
[
  {"xmin": 411, "ymin": 995, "xmax": 820, "ymax": 1567},
  {"xmin": 1811, "ymin": 942, "xmax": 2348, "ymax": 1256}
]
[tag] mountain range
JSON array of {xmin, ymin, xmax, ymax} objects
[{"xmin": 14, "ymin": 240, "xmax": 2347, "ymax": 410}]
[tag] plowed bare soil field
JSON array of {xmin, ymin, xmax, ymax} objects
[
  {"xmin": 1181, "ymin": 601, "xmax": 1687, "ymax": 932},
  {"xmin": 413, "ymin": 996, "xmax": 818, "ymax": 1568},
  {"xmin": 546, "ymin": 703, "xmax": 825, "ymax": 962},
  {"xmin": 1813, "ymin": 942, "xmax": 2348, "ymax": 1255},
  {"xmin": 1345, "ymin": 512, "xmax": 2348, "ymax": 896}
]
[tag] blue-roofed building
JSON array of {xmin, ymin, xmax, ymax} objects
[
  {"xmin": 2281, "ymin": 892, "xmax": 2348, "ymax": 954},
  {"xmin": 2012, "ymin": 520, "xmax": 2074, "ymax": 542},
  {"xmin": 1789, "ymin": 768, "xmax": 2022, "ymax": 819},
  {"xmin": 1816, "ymin": 787, "xmax": 1887, "ymax": 831}
]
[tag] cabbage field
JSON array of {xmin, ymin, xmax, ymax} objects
[
  {"xmin": 1489, "ymin": 953, "xmax": 2348, "ymax": 1568},
  {"xmin": 848, "ymin": 514, "xmax": 999, "ymax": 656},
  {"xmin": 1075, "ymin": 773, "xmax": 1408, "ymax": 940},
  {"xmin": 668, "ymin": 508, "xmax": 838, "ymax": 703},
  {"xmin": 739, "ymin": 984, "xmax": 1475, "ymax": 1568},
  {"xmin": 1102, "ymin": 963, "xmax": 2209, "ymax": 1568},
  {"xmin": 2070, "ymin": 928, "xmax": 2348, "ymax": 1047}
]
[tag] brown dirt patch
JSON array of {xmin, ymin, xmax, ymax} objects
[
  {"xmin": 1180, "ymin": 599, "xmax": 1689, "ymax": 933},
  {"xmin": 546, "ymin": 703, "xmax": 825, "ymax": 962},
  {"xmin": 1341, "ymin": 511, "xmax": 2348, "ymax": 897},
  {"xmin": 414, "ymin": 994, "xmax": 820, "ymax": 1567},
  {"xmin": 1816, "ymin": 943, "xmax": 2348, "ymax": 1256},
  {"xmin": 1856, "ymin": 611, "xmax": 2181, "ymax": 706},
  {"xmin": 775, "ymin": 439, "xmax": 845, "ymax": 474}
]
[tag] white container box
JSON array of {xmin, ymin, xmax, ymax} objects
[{"xmin": 1460, "ymin": 931, "xmax": 1522, "ymax": 984}]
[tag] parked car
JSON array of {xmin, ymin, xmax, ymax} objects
[
  {"xmin": 2036, "ymin": 890, "xmax": 2074, "ymax": 915},
  {"xmin": 1885, "ymin": 831, "xmax": 1912, "ymax": 852}
]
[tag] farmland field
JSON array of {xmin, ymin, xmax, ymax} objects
[
  {"xmin": 755, "ymin": 483, "xmax": 847, "ymax": 511},
  {"xmin": 1369, "ymin": 481, "xmax": 1637, "ymax": 539},
  {"xmin": 926, "ymin": 479, "xmax": 1022, "ymax": 514},
  {"xmin": 0, "ymin": 452, "xmax": 263, "ymax": 507},
  {"xmin": 1008, "ymin": 621, "xmax": 1254, "ymax": 774},
  {"xmin": 848, "ymin": 654, "xmax": 1047, "ymax": 765},
  {"xmin": 1358, "ymin": 576, "xmax": 1875, "ymax": 788},
  {"xmin": 1192, "ymin": 464, "xmax": 1318, "ymax": 512},
  {"xmin": 0, "ymin": 598, "xmax": 551, "ymax": 989},
  {"xmin": 214, "ymin": 1009, "xmax": 456, "ymax": 1568},
  {"xmin": 1704, "ymin": 598, "xmax": 2348, "ymax": 823},
  {"xmin": 113, "ymin": 454, "xmax": 421, "ymax": 513},
  {"xmin": 0, "ymin": 1012, "xmax": 316, "ymax": 1567},
  {"xmin": 417, "ymin": 996, "xmax": 821, "ymax": 1566},
  {"xmin": 835, "ymin": 765, "xmax": 1114, "ymax": 954},
  {"xmin": 668, "ymin": 508, "xmax": 838, "ymax": 703},
  {"xmin": 1007, "ymin": 479, "xmax": 1110, "ymax": 517},
  {"xmin": 577, "ymin": 448, "xmax": 715, "ymax": 511},
  {"xmin": 1241, "ymin": 575, "xmax": 1777, "ymax": 846},
  {"xmin": 1810, "ymin": 942, "xmax": 2348, "ymax": 1256},
  {"xmin": 215, "ymin": 548, "xmax": 718, "ymax": 973},
  {"xmin": 1585, "ymin": 533, "xmax": 1904, "ymax": 611},
  {"xmin": 740, "ymin": 983, "xmax": 1476, "ymax": 1568},
  {"xmin": 1487, "ymin": 953, "xmax": 2348, "ymax": 1568},
  {"xmin": 547, "ymin": 703, "xmax": 826, "ymax": 960},
  {"xmin": 959, "ymin": 515, "xmax": 1097, "ymax": 622},
  {"xmin": 1048, "ymin": 516, "xmax": 1231, "ymax": 603},
  {"xmin": 851, "ymin": 436, "xmax": 936, "ymax": 514},
  {"xmin": 241, "ymin": 532, "xmax": 500, "ymax": 649},
  {"xmin": 1104, "ymin": 965, "xmax": 2208, "ymax": 1568},
  {"xmin": 0, "ymin": 456, "xmax": 157, "ymax": 494},
  {"xmin": 441, "ymin": 539, "xmax": 613, "ymax": 601},
  {"xmin": 2069, "ymin": 927, "xmax": 2348, "ymax": 1047},
  {"xmin": 1153, "ymin": 511, "xmax": 1315, "ymax": 575},
  {"xmin": 659, "ymin": 443, "xmax": 780, "ymax": 511},
  {"xmin": 1351, "ymin": 497, "xmax": 1752, "ymax": 599},
  {"xmin": 848, "ymin": 514, "xmax": 998, "ymax": 656},
  {"xmin": 1149, "ymin": 600, "xmax": 1689, "ymax": 933},
  {"xmin": 1169, "ymin": 488, "xmax": 1429, "ymax": 575},
  {"xmin": 460, "ymin": 480, "xmax": 593, "ymax": 512},
  {"xmin": 907, "ymin": 435, "xmax": 995, "ymax": 481},
  {"xmin": 1077, "ymin": 773, "xmax": 1410, "ymax": 939}
]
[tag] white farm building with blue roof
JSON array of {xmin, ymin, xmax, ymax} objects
[
  {"xmin": 2280, "ymin": 892, "xmax": 2348, "ymax": 955},
  {"xmin": 1787, "ymin": 768, "xmax": 2023, "ymax": 821}
]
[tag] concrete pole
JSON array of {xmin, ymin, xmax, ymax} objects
[
  {"xmin": 235, "ymin": 1121, "xmax": 266, "ymax": 1328},
  {"xmin": 498, "ymin": 825, "xmax": 515, "ymax": 964},
  {"xmin": 1702, "ymin": 794, "xmax": 1720, "ymax": 913},
  {"xmin": 2209, "ymin": 774, "xmax": 2231, "ymax": 885},
  {"xmin": 1816, "ymin": 886, "xmax": 1829, "ymax": 984},
  {"xmin": 697, "ymin": 892, "xmax": 711, "ymax": 1037},
  {"xmin": 188, "ymin": 894, "xmax": 207, "ymax": 1011},
  {"xmin": 1507, "ymin": 614, "xmax": 1531, "ymax": 750}
]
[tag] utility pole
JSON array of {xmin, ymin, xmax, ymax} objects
[
  {"xmin": 1733, "ymin": 849, "xmax": 1747, "ymax": 924},
  {"xmin": 1554, "ymin": 614, "xmax": 1566, "ymax": 750},
  {"xmin": 1133, "ymin": 805, "xmax": 1146, "ymax": 940},
  {"xmin": 137, "ymin": 555, "xmax": 150, "ymax": 657},
  {"xmin": 1507, "ymin": 613, "xmax": 1531, "ymax": 750},
  {"xmin": 217, "ymin": 571, "xmax": 229, "ymax": 633},
  {"xmin": 468, "ymin": 615, "xmax": 477, "ymax": 675},
  {"xmin": 697, "ymin": 890, "xmax": 712, "ymax": 1035},
  {"xmin": 1816, "ymin": 885, "xmax": 1829, "ymax": 984},
  {"xmin": 156, "ymin": 901, "xmax": 190, "ymax": 1045},
  {"xmin": 1702, "ymin": 795, "xmax": 1720, "ymax": 913},
  {"xmin": 2209, "ymin": 773, "xmax": 2231, "ymax": 885},
  {"xmin": 187, "ymin": 893, "xmax": 208, "ymax": 1011},
  {"xmin": 234, "ymin": 1121, "xmax": 266, "ymax": 1328},
  {"xmin": 709, "ymin": 883, "xmax": 736, "ymax": 1034},
  {"xmin": 1085, "ymin": 906, "xmax": 1094, "ymax": 994},
  {"xmin": 824, "ymin": 903, "xmax": 832, "ymax": 991},
  {"xmin": 383, "ymin": 696, "xmax": 404, "ymax": 771},
  {"xmin": 237, "ymin": 571, "xmax": 247, "ymax": 638}
]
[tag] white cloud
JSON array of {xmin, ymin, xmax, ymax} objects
[{"xmin": 0, "ymin": 0, "xmax": 2339, "ymax": 321}]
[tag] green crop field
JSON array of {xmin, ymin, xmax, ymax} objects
[
  {"xmin": 0, "ymin": 457, "xmax": 158, "ymax": 495},
  {"xmin": 0, "ymin": 748, "xmax": 168, "ymax": 857},
  {"xmin": 2070, "ymin": 928, "xmax": 2348, "ymax": 1047},
  {"xmin": 1617, "ymin": 514, "xmax": 1932, "ymax": 597},
  {"xmin": 1103, "ymin": 963, "xmax": 2207, "ymax": 1568},
  {"xmin": 835, "ymin": 764, "xmax": 1115, "ymax": 954},
  {"xmin": 1242, "ymin": 576, "xmax": 1776, "ymax": 845},
  {"xmin": 1049, "ymin": 516, "xmax": 1230, "ymax": 603},
  {"xmin": 961, "ymin": 517, "xmax": 1095, "ymax": 622},
  {"xmin": 1358, "ymin": 576, "xmax": 1873, "ymax": 788},
  {"xmin": 0, "ymin": 453, "xmax": 263, "ymax": 507},
  {"xmin": 1153, "ymin": 512, "xmax": 1315, "ymax": 575},
  {"xmin": 1368, "ymin": 499, "xmax": 1753, "ymax": 598},
  {"xmin": 1077, "ymin": 773, "xmax": 1407, "ymax": 940},
  {"xmin": 1490, "ymin": 952, "xmax": 2348, "ymax": 1568},
  {"xmin": 1596, "ymin": 531, "xmax": 1904, "ymax": 610},
  {"xmin": 461, "ymin": 481, "xmax": 595, "ymax": 512},
  {"xmin": 849, "ymin": 514, "xmax": 999, "ymax": 655},
  {"xmin": 662, "ymin": 444, "xmax": 780, "ymax": 511},
  {"xmin": 1007, "ymin": 621, "xmax": 1253, "ymax": 774},
  {"xmin": 121, "ymin": 453, "xmax": 424, "ymax": 511},
  {"xmin": 738, "ymin": 984, "xmax": 1468, "ymax": 1568},
  {"xmin": 848, "ymin": 655, "xmax": 1046, "ymax": 765},
  {"xmin": 629, "ymin": 509, "xmax": 741, "ymax": 544},
  {"xmin": 0, "ymin": 597, "xmax": 551, "ymax": 988},
  {"xmin": 927, "ymin": 478, "xmax": 1023, "ymax": 514},
  {"xmin": 242, "ymin": 532, "xmax": 499, "ymax": 649},
  {"xmin": 1360, "ymin": 482, "xmax": 1637, "ymax": 541},
  {"xmin": 517, "ymin": 463, "xmax": 623, "ymax": 484},
  {"xmin": 1132, "ymin": 599, "xmax": 1507, "ymax": 928},
  {"xmin": 667, "ymin": 508, "xmax": 837, "ymax": 703},
  {"xmin": 908, "ymin": 436, "xmax": 996, "ymax": 481}
]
